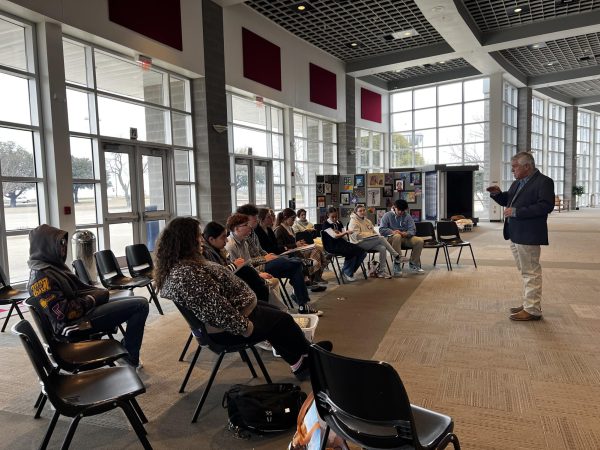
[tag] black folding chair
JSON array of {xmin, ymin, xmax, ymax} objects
[
  {"xmin": 0, "ymin": 264, "xmax": 27, "ymax": 332},
  {"xmin": 12, "ymin": 320, "xmax": 151, "ymax": 450},
  {"xmin": 95, "ymin": 249, "xmax": 163, "ymax": 314},
  {"xmin": 415, "ymin": 222, "xmax": 452, "ymax": 271},
  {"xmin": 172, "ymin": 301, "xmax": 272, "ymax": 423},
  {"xmin": 309, "ymin": 344, "xmax": 460, "ymax": 450},
  {"xmin": 24, "ymin": 296, "xmax": 132, "ymax": 419},
  {"xmin": 436, "ymin": 221, "xmax": 477, "ymax": 268},
  {"xmin": 125, "ymin": 244, "xmax": 164, "ymax": 315}
]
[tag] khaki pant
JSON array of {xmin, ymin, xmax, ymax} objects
[
  {"xmin": 387, "ymin": 234, "xmax": 424, "ymax": 266},
  {"xmin": 510, "ymin": 242, "xmax": 542, "ymax": 315}
]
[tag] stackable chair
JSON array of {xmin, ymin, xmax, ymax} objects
[
  {"xmin": 415, "ymin": 222, "xmax": 452, "ymax": 271},
  {"xmin": 309, "ymin": 344, "xmax": 461, "ymax": 450},
  {"xmin": 125, "ymin": 244, "xmax": 164, "ymax": 314},
  {"xmin": 24, "ymin": 296, "xmax": 131, "ymax": 418},
  {"xmin": 0, "ymin": 264, "xmax": 27, "ymax": 332},
  {"xmin": 95, "ymin": 249, "xmax": 163, "ymax": 314},
  {"xmin": 172, "ymin": 301, "xmax": 272, "ymax": 423},
  {"xmin": 12, "ymin": 320, "xmax": 151, "ymax": 450},
  {"xmin": 436, "ymin": 221, "xmax": 477, "ymax": 268}
]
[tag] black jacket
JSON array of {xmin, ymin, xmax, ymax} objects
[{"xmin": 490, "ymin": 170, "xmax": 555, "ymax": 245}]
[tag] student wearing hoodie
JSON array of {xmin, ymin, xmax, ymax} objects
[
  {"xmin": 348, "ymin": 205, "xmax": 404, "ymax": 278},
  {"xmin": 27, "ymin": 224, "xmax": 148, "ymax": 368}
]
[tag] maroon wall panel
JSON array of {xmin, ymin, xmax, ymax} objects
[
  {"xmin": 242, "ymin": 28, "xmax": 282, "ymax": 91},
  {"xmin": 361, "ymin": 88, "xmax": 382, "ymax": 123},
  {"xmin": 108, "ymin": 0, "xmax": 183, "ymax": 50},
  {"xmin": 309, "ymin": 63, "xmax": 337, "ymax": 110}
]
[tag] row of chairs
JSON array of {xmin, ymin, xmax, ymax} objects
[{"xmin": 416, "ymin": 221, "xmax": 477, "ymax": 271}]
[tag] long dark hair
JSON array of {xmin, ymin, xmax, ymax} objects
[
  {"xmin": 154, "ymin": 217, "xmax": 202, "ymax": 292},
  {"xmin": 275, "ymin": 208, "xmax": 296, "ymax": 227}
]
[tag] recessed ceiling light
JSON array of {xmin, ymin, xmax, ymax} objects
[
  {"xmin": 432, "ymin": 5, "xmax": 445, "ymax": 12},
  {"xmin": 290, "ymin": 2, "xmax": 313, "ymax": 13},
  {"xmin": 546, "ymin": 61, "xmax": 559, "ymax": 66},
  {"xmin": 556, "ymin": 0, "xmax": 578, "ymax": 5},
  {"xmin": 346, "ymin": 41, "xmax": 362, "ymax": 49},
  {"xmin": 439, "ymin": 60, "xmax": 446, "ymax": 64},
  {"xmin": 507, "ymin": 4, "xmax": 530, "ymax": 15},
  {"xmin": 528, "ymin": 42, "xmax": 547, "ymax": 50},
  {"xmin": 383, "ymin": 29, "xmax": 419, "ymax": 41}
]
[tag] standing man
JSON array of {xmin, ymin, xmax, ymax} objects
[
  {"xmin": 379, "ymin": 199, "xmax": 425, "ymax": 274},
  {"xmin": 487, "ymin": 151, "xmax": 554, "ymax": 321}
]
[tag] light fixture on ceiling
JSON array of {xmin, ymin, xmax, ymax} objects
[
  {"xmin": 545, "ymin": 61, "xmax": 559, "ymax": 66},
  {"xmin": 439, "ymin": 60, "xmax": 446, "ymax": 64},
  {"xmin": 579, "ymin": 55, "xmax": 592, "ymax": 62},
  {"xmin": 346, "ymin": 41, "xmax": 362, "ymax": 48},
  {"xmin": 528, "ymin": 42, "xmax": 547, "ymax": 50},
  {"xmin": 432, "ymin": 5, "xmax": 445, "ymax": 12},
  {"xmin": 383, "ymin": 29, "xmax": 419, "ymax": 41},
  {"xmin": 290, "ymin": 1, "xmax": 313, "ymax": 12},
  {"xmin": 555, "ymin": 0, "xmax": 578, "ymax": 5},
  {"xmin": 507, "ymin": 4, "xmax": 530, "ymax": 15}
]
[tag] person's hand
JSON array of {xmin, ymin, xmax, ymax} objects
[
  {"xmin": 392, "ymin": 230, "xmax": 402, "ymax": 235},
  {"xmin": 259, "ymin": 272, "xmax": 273, "ymax": 279},
  {"xmin": 233, "ymin": 257, "xmax": 245, "ymax": 268},
  {"xmin": 264, "ymin": 253, "xmax": 278, "ymax": 262},
  {"xmin": 400, "ymin": 231, "xmax": 408, "ymax": 238},
  {"xmin": 486, "ymin": 185, "xmax": 501, "ymax": 194},
  {"xmin": 242, "ymin": 320, "xmax": 254, "ymax": 337},
  {"xmin": 504, "ymin": 207, "xmax": 513, "ymax": 217}
]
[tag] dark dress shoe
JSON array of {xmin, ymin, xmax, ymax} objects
[
  {"xmin": 509, "ymin": 309, "xmax": 542, "ymax": 321},
  {"xmin": 510, "ymin": 305, "xmax": 524, "ymax": 314}
]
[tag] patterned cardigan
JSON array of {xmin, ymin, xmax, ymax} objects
[{"xmin": 159, "ymin": 260, "xmax": 257, "ymax": 335}]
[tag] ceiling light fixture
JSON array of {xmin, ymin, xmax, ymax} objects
[
  {"xmin": 507, "ymin": 4, "xmax": 530, "ymax": 15},
  {"xmin": 346, "ymin": 41, "xmax": 362, "ymax": 49},
  {"xmin": 546, "ymin": 61, "xmax": 558, "ymax": 66},
  {"xmin": 528, "ymin": 42, "xmax": 547, "ymax": 50},
  {"xmin": 383, "ymin": 29, "xmax": 419, "ymax": 41},
  {"xmin": 290, "ymin": 2, "xmax": 313, "ymax": 13}
]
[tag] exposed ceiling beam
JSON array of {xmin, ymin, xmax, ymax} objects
[
  {"xmin": 575, "ymin": 95, "xmax": 600, "ymax": 106},
  {"xmin": 482, "ymin": 10, "xmax": 600, "ymax": 51},
  {"xmin": 583, "ymin": 105, "xmax": 600, "ymax": 113},
  {"xmin": 387, "ymin": 66, "xmax": 481, "ymax": 91},
  {"xmin": 528, "ymin": 66, "xmax": 600, "ymax": 89},
  {"xmin": 357, "ymin": 75, "xmax": 388, "ymax": 90},
  {"xmin": 212, "ymin": 0, "xmax": 247, "ymax": 7},
  {"xmin": 536, "ymin": 87, "xmax": 574, "ymax": 105}
]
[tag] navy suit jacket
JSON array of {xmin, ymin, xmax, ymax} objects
[{"xmin": 490, "ymin": 170, "xmax": 555, "ymax": 245}]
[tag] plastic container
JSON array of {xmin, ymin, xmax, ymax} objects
[{"xmin": 272, "ymin": 313, "xmax": 319, "ymax": 357}]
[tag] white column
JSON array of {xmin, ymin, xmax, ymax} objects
[{"xmin": 488, "ymin": 72, "xmax": 504, "ymax": 221}]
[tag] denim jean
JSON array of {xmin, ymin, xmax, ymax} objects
[
  {"xmin": 265, "ymin": 256, "xmax": 309, "ymax": 305},
  {"xmin": 86, "ymin": 296, "xmax": 149, "ymax": 365}
]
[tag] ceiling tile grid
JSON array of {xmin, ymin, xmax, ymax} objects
[
  {"xmin": 245, "ymin": 0, "xmax": 445, "ymax": 61},
  {"xmin": 499, "ymin": 32, "xmax": 600, "ymax": 75},
  {"xmin": 462, "ymin": 0, "xmax": 600, "ymax": 32},
  {"xmin": 372, "ymin": 58, "xmax": 473, "ymax": 82},
  {"xmin": 549, "ymin": 79, "xmax": 600, "ymax": 98}
]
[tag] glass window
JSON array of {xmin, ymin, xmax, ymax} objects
[
  {"xmin": 414, "ymin": 87, "xmax": 436, "ymax": 109},
  {"xmin": 356, "ymin": 129, "xmax": 384, "ymax": 173},
  {"xmin": 0, "ymin": 17, "xmax": 27, "ymax": 71},
  {"xmin": 391, "ymin": 90, "xmax": 412, "ymax": 112},
  {"xmin": 0, "ymin": 72, "xmax": 32, "ymax": 125},
  {"xmin": 438, "ymin": 82, "xmax": 462, "ymax": 105},
  {"xmin": 63, "ymin": 39, "xmax": 88, "ymax": 86}
]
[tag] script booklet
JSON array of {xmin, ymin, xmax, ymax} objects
[
  {"xmin": 233, "ymin": 259, "xmax": 253, "ymax": 273},
  {"xmin": 279, "ymin": 243, "xmax": 316, "ymax": 256},
  {"xmin": 359, "ymin": 234, "xmax": 382, "ymax": 242}
]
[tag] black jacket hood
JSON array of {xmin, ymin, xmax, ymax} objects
[{"xmin": 28, "ymin": 224, "xmax": 69, "ymax": 271}]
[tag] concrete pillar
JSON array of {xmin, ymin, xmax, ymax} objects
[
  {"xmin": 565, "ymin": 106, "xmax": 577, "ymax": 205},
  {"xmin": 193, "ymin": 0, "xmax": 231, "ymax": 226},
  {"xmin": 337, "ymin": 75, "xmax": 356, "ymax": 174},
  {"xmin": 487, "ymin": 73, "xmax": 504, "ymax": 221},
  {"xmin": 517, "ymin": 87, "xmax": 532, "ymax": 152}
]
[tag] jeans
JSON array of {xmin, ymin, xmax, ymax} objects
[
  {"xmin": 510, "ymin": 242, "xmax": 542, "ymax": 315},
  {"xmin": 265, "ymin": 257, "xmax": 309, "ymax": 305},
  {"xmin": 210, "ymin": 302, "xmax": 309, "ymax": 366},
  {"xmin": 357, "ymin": 236, "xmax": 399, "ymax": 272},
  {"xmin": 86, "ymin": 296, "xmax": 149, "ymax": 365}
]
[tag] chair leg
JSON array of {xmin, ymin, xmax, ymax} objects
[
  {"xmin": 469, "ymin": 244, "xmax": 477, "ymax": 268},
  {"xmin": 444, "ymin": 246, "xmax": 452, "ymax": 271},
  {"xmin": 60, "ymin": 415, "xmax": 81, "ymax": 450},
  {"xmin": 147, "ymin": 285, "xmax": 164, "ymax": 315},
  {"xmin": 179, "ymin": 332, "xmax": 193, "ymax": 362},
  {"xmin": 129, "ymin": 398, "xmax": 148, "ymax": 424},
  {"xmin": 179, "ymin": 344, "xmax": 202, "ymax": 393},
  {"xmin": 191, "ymin": 352, "xmax": 226, "ymax": 423},
  {"xmin": 120, "ymin": 401, "xmax": 153, "ymax": 449},
  {"xmin": 278, "ymin": 279, "xmax": 295, "ymax": 309},
  {"xmin": 457, "ymin": 246, "xmax": 463, "ymax": 264},
  {"xmin": 239, "ymin": 349, "xmax": 258, "ymax": 378},
  {"xmin": 319, "ymin": 425, "xmax": 331, "ymax": 450},
  {"xmin": 433, "ymin": 248, "xmax": 439, "ymax": 266},
  {"xmin": 1, "ymin": 302, "xmax": 16, "ymax": 332},
  {"xmin": 35, "ymin": 394, "xmax": 48, "ymax": 419},
  {"xmin": 331, "ymin": 258, "xmax": 342, "ymax": 285},
  {"xmin": 40, "ymin": 410, "xmax": 60, "ymax": 450},
  {"xmin": 437, "ymin": 432, "xmax": 461, "ymax": 450},
  {"xmin": 34, "ymin": 391, "xmax": 44, "ymax": 408},
  {"xmin": 249, "ymin": 345, "xmax": 272, "ymax": 384}
]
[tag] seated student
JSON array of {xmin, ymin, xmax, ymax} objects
[
  {"xmin": 27, "ymin": 224, "xmax": 149, "ymax": 368},
  {"xmin": 255, "ymin": 208, "xmax": 284, "ymax": 255},
  {"xmin": 226, "ymin": 212, "xmax": 323, "ymax": 316},
  {"xmin": 321, "ymin": 207, "xmax": 366, "ymax": 283},
  {"xmin": 274, "ymin": 208, "xmax": 328, "ymax": 287},
  {"xmin": 379, "ymin": 199, "xmax": 425, "ymax": 274},
  {"xmin": 202, "ymin": 221, "xmax": 287, "ymax": 311},
  {"xmin": 348, "ymin": 204, "xmax": 404, "ymax": 278},
  {"xmin": 292, "ymin": 208, "xmax": 316, "ymax": 236},
  {"xmin": 155, "ymin": 217, "xmax": 331, "ymax": 380}
]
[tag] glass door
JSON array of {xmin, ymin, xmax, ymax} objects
[
  {"xmin": 234, "ymin": 157, "xmax": 272, "ymax": 208},
  {"xmin": 101, "ymin": 142, "xmax": 171, "ymax": 255}
]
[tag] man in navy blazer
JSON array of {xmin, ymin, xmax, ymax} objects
[{"xmin": 487, "ymin": 151, "xmax": 555, "ymax": 321}]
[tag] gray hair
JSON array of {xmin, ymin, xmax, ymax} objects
[{"xmin": 512, "ymin": 151, "xmax": 535, "ymax": 169}]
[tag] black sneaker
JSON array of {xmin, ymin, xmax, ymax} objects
[
  {"xmin": 298, "ymin": 304, "xmax": 324, "ymax": 317},
  {"xmin": 309, "ymin": 285, "xmax": 327, "ymax": 292}
]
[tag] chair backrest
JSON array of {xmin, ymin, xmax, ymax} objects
[
  {"xmin": 72, "ymin": 259, "xmax": 93, "ymax": 285},
  {"xmin": 415, "ymin": 221, "xmax": 437, "ymax": 241},
  {"xmin": 25, "ymin": 297, "xmax": 66, "ymax": 348},
  {"xmin": 125, "ymin": 244, "xmax": 154, "ymax": 277},
  {"xmin": 12, "ymin": 319, "xmax": 55, "ymax": 384},
  {"xmin": 171, "ymin": 300, "xmax": 209, "ymax": 342},
  {"xmin": 436, "ymin": 220, "xmax": 460, "ymax": 242},
  {"xmin": 308, "ymin": 345, "xmax": 416, "ymax": 445},
  {"xmin": 95, "ymin": 250, "xmax": 125, "ymax": 286},
  {"xmin": 0, "ymin": 264, "xmax": 9, "ymax": 288}
]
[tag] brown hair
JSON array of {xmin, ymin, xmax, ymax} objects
[{"xmin": 226, "ymin": 213, "xmax": 250, "ymax": 232}]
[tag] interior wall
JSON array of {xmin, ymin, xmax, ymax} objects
[
  {"xmin": 2, "ymin": 0, "xmax": 204, "ymax": 77},
  {"xmin": 355, "ymin": 78, "xmax": 389, "ymax": 134},
  {"xmin": 223, "ymin": 3, "xmax": 346, "ymax": 122}
]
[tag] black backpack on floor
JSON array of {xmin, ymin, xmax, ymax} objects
[{"xmin": 223, "ymin": 383, "xmax": 307, "ymax": 435}]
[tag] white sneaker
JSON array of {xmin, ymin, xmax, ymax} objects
[
  {"xmin": 343, "ymin": 273, "xmax": 357, "ymax": 283},
  {"xmin": 409, "ymin": 263, "xmax": 425, "ymax": 274},
  {"xmin": 256, "ymin": 341, "xmax": 273, "ymax": 351},
  {"xmin": 376, "ymin": 271, "xmax": 392, "ymax": 279}
]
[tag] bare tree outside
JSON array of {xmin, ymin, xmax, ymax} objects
[{"xmin": 1, "ymin": 141, "xmax": 34, "ymax": 207}]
